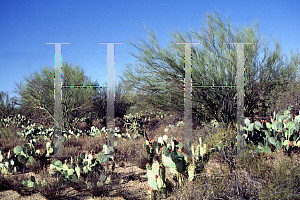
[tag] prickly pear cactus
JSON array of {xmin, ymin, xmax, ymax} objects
[
  {"xmin": 244, "ymin": 105, "xmax": 300, "ymax": 154},
  {"xmin": 144, "ymin": 133, "xmax": 212, "ymax": 199}
]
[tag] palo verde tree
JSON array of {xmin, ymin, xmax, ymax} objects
[
  {"xmin": 117, "ymin": 9, "xmax": 300, "ymax": 128},
  {"xmin": 13, "ymin": 61, "xmax": 136, "ymax": 131},
  {"xmin": 13, "ymin": 62, "xmax": 103, "ymax": 132}
]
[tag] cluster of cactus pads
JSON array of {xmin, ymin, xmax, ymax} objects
[
  {"xmin": 0, "ymin": 114, "xmax": 32, "ymax": 128},
  {"xmin": 19, "ymin": 144, "xmax": 117, "ymax": 189},
  {"xmin": 144, "ymin": 134, "xmax": 210, "ymax": 199},
  {"xmin": 0, "ymin": 150, "xmax": 19, "ymax": 175},
  {"xmin": 46, "ymin": 142, "xmax": 118, "ymax": 187},
  {"xmin": 243, "ymin": 105, "xmax": 300, "ymax": 154}
]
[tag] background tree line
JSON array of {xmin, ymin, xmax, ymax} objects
[{"xmin": 1, "ymin": 10, "xmax": 300, "ymax": 130}]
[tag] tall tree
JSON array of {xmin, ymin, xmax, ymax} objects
[
  {"xmin": 13, "ymin": 62, "xmax": 100, "ymax": 131},
  {"xmin": 117, "ymin": 10, "xmax": 300, "ymax": 128},
  {"xmin": 13, "ymin": 61, "xmax": 136, "ymax": 131}
]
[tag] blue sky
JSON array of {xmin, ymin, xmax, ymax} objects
[{"xmin": 1, "ymin": 0, "xmax": 300, "ymax": 109}]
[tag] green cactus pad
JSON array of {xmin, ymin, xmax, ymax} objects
[
  {"xmin": 97, "ymin": 153, "xmax": 108, "ymax": 163},
  {"xmin": 46, "ymin": 142, "xmax": 51, "ymax": 150},
  {"xmin": 70, "ymin": 174, "xmax": 78, "ymax": 182},
  {"xmin": 83, "ymin": 161, "xmax": 88, "ymax": 166},
  {"xmin": 30, "ymin": 176, "xmax": 35, "ymax": 182},
  {"xmin": 97, "ymin": 181, "xmax": 103, "ymax": 187},
  {"xmin": 145, "ymin": 140, "xmax": 150, "ymax": 146},
  {"xmin": 145, "ymin": 145, "xmax": 150, "ymax": 154},
  {"xmin": 159, "ymin": 164, "xmax": 166, "ymax": 181},
  {"xmin": 28, "ymin": 156, "xmax": 35, "ymax": 163},
  {"xmin": 163, "ymin": 135, "xmax": 168, "ymax": 143},
  {"xmin": 157, "ymin": 176, "xmax": 165, "ymax": 189},
  {"xmin": 48, "ymin": 148, "xmax": 53, "ymax": 154},
  {"xmin": 158, "ymin": 137, "xmax": 163, "ymax": 144},
  {"xmin": 147, "ymin": 168, "xmax": 154, "ymax": 179},
  {"xmin": 77, "ymin": 158, "xmax": 83, "ymax": 165},
  {"xmin": 177, "ymin": 159, "xmax": 185, "ymax": 173},
  {"xmin": 13, "ymin": 146, "xmax": 22, "ymax": 155},
  {"xmin": 62, "ymin": 164, "xmax": 68, "ymax": 171},
  {"xmin": 83, "ymin": 166, "xmax": 89, "ymax": 173},
  {"xmin": 105, "ymin": 176, "xmax": 111, "ymax": 184},
  {"xmin": 162, "ymin": 154, "xmax": 176, "ymax": 169},
  {"xmin": 162, "ymin": 146, "xmax": 170, "ymax": 157},
  {"xmin": 54, "ymin": 160, "xmax": 62, "ymax": 167},
  {"xmin": 67, "ymin": 168, "xmax": 74, "ymax": 175},
  {"xmin": 80, "ymin": 152, "xmax": 86, "ymax": 159},
  {"xmin": 114, "ymin": 141, "xmax": 119, "ymax": 147},
  {"xmin": 27, "ymin": 181, "xmax": 34, "ymax": 188},
  {"xmin": 100, "ymin": 174, "xmax": 106, "ymax": 182},
  {"xmin": 152, "ymin": 161, "xmax": 160, "ymax": 175},
  {"xmin": 152, "ymin": 141, "xmax": 158, "ymax": 150},
  {"xmin": 148, "ymin": 177, "xmax": 158, "ymax": 190},
  {"xmin": 18, "ymin": 155, "xmax": 26, "ymax": 163},
  {"xmin": 170, "ymin": 151, "xmax": 178, "ymax": 164},
  {"xmin": 64, "ymin": 171, "xmax": 69, "ymax": 178},
  {"xmin": 146, "ymin": 163, "xmax": 151, "ymax": 170},
  {"xmin": 75, "ymin": 166, "xmax": 80, "ymax": 178}
]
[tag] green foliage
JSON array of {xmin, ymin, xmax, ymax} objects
[
  {"xmin": 117, "ymin": 10, "xmax": 300, "ymax": 133},
  {"xmin": 244, "ymin": 105, "xmax": 300, "ymax": 155},
  {"xmin": 0, "ymin": 91, "xmax": 20, "ymax": 119}
]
